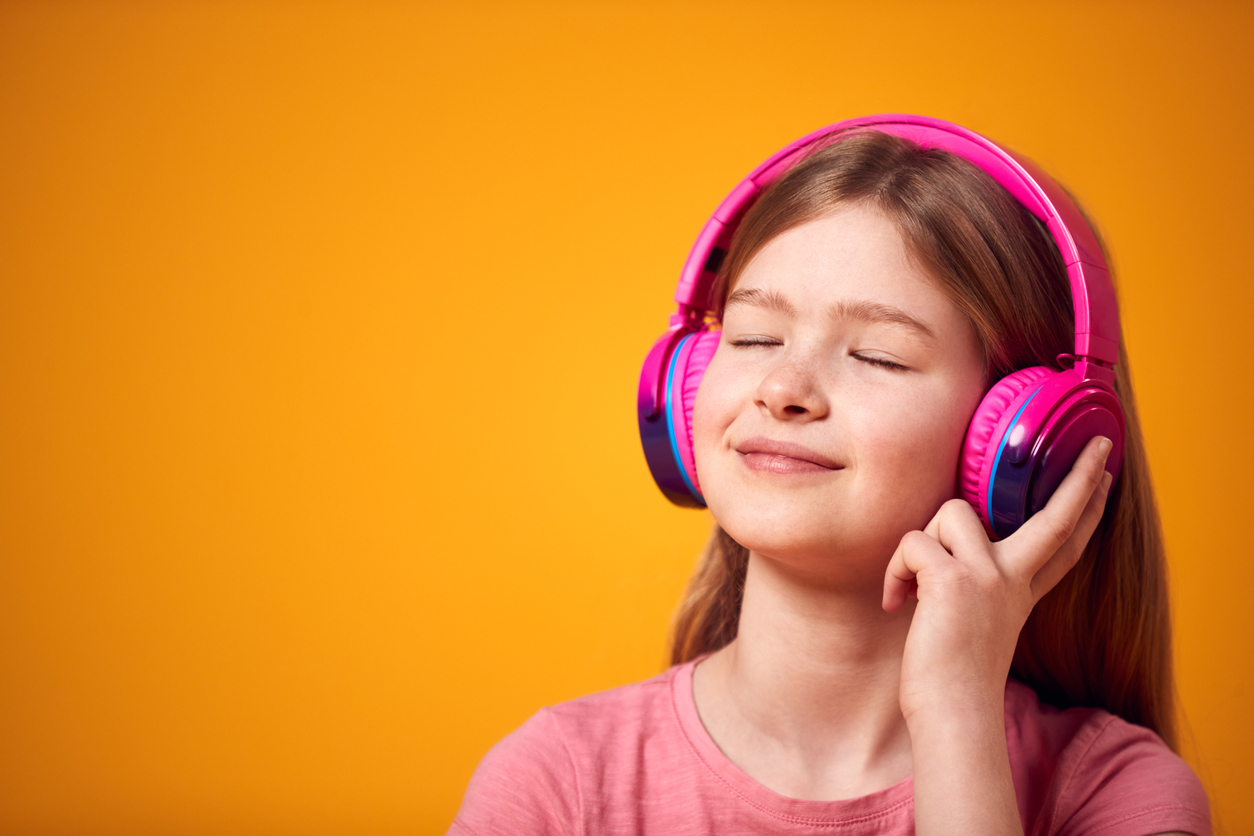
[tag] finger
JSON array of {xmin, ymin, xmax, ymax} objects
[
  {"xmin": 923, "ymin": 513, "xmax": 940, "ymax": 540},
  {"xmin": 929, "ymin": 498, "xmax": 992, "ymax": 563},
  {"xmin": 1031, "ymin": 469, "xmax": 1111, "ymax": 598},
  {"xmin": 1006, "ymin": 436, "xmax": 1111, "ymax": 574},
  {"xmin": 882, "ymin": 534, "xmax": 918, "ymax": 613},
  {"xmin": 883, "ymin": 530, "xmax": 952, "ymax": 613}
]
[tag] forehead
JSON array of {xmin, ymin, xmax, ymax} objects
[{"xmin": 729, "ymin": 205, "xmax": 963, "ymax": 331}]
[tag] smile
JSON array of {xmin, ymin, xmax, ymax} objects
[{"xmin": 735, "ymin": 438, "xmax": 843, "ymax": 474}]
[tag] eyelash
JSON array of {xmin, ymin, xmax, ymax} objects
[
  {"xmin": 855, "ymin": 355, "xmax": 908, "ymax": 372},
  {"xmin": 728, "ymin": 338, "xmax": 908, "ymax": 372},
  {"xmin": 728, "ymin": 337, "xmax": 781, "ymax": 348}
]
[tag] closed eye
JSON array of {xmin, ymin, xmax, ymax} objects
[
  {"xmin": 854, "ymin": 353, "xmax": 909, "ymax": 372},
  {"xmin": 729, "ymin": 336, "xmax": 782, "ymax": 348}
]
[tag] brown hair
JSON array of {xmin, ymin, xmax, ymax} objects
[{"xmin": 669, "ymin": 130, "xmax": 1176, "ymax": 749}]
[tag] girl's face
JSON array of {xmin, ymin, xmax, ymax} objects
[{"xmin": 693, "ymin": 205, "xmax": 988, "ymax": 577}]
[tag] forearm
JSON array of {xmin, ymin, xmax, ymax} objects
[{"xmin": 907, "ymin": 698, "xmax": 1023, "ymax": 836}]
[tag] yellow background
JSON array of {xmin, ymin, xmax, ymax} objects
[{"xmin": 2, "ymin": 2, "xmax": 1250, "ymax": 833}]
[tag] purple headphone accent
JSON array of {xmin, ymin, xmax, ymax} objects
[{"xmin": 637, "ymin": 115, "xmax": 1125, "ymax": 538}]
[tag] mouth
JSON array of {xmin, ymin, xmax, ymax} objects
[{"xmin": 734, "ymin": 437, "xmax": 843, "ymax": 475}]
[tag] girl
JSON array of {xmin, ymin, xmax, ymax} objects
[{"xmin": 450, "ymin": 116, "xmax": 1210, "ymax": 835}]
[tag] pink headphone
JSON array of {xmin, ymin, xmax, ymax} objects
[{"xmin": 637, "ymin": 114, "xmax": 1125, "ymax": 540}]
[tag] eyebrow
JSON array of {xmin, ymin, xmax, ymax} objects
[
  {"xmin": 724, "ymin": 287, "xmax": 797, "ymax": 317},
  {"xmin": 828, "ymin": 299, "xmax": 937, "ymax": 343},
  {"xmin": 725, "ymin": 287, "xmax": 937, "ymax": 343}
]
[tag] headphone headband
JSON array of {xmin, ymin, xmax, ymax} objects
[{"xmin": 673, "ymin": 114, "xmax": 1120, "ymax": 365}]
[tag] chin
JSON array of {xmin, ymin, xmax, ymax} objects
[
  {"xmin": 710, "ymin": 484, "xmax": 946, "ymax": 585},
  {"xmin": 710, "ymin": 492, "xmax": 876, "ymax": 565}
]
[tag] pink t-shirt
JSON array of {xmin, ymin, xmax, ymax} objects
[{"xmin": 451, "ymin": 661, "xmax": 1210, "ymax": 835}]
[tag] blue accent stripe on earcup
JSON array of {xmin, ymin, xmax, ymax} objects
[
  {"xmin": 664, "ymin": 334, "xmax": 702, "ymax": 502},
  {"xmin": 988, "ymin": 390, "xmax": 1039, "ymax": 531}
]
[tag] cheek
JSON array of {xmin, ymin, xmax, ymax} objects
[{"xmin": 856, "ymin": 382, "xmax": 982, "ymax": 501}]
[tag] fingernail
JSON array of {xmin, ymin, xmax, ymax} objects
[
  {"xmin": 1101, "ymin": 471, "xmax": 1113, "ymax": 492},
  {"xmin": 1097, "ymin": 437, "xmax": 1112, "ymax": 461}
]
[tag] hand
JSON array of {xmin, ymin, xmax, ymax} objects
[{"xmin": 882, "ymin": 436, "xmax": 1114, "ymax": 724}]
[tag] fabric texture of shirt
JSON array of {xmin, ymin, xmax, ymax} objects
[{"xmin": 450, "ymin": 660, "xmax": 1210, "ymax": 836}]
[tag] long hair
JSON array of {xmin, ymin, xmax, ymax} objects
[{"xmin": 668, "ymin": 130, "xmax": 1176, "ymax": 750}]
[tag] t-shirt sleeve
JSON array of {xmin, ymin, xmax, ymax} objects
[
  {"xmin": 1049, "ymin": 714, "xmax": 1211, "ymax": 836},
  {"xmin": 448, "ymin": 708, "xmax": 581, "ymax": 836}
]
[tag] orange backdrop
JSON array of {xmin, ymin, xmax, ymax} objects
[{"xmin": 2, "ymin": 2, "xmax": 1251, "ymax": 833}]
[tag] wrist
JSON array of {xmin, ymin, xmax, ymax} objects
[
  {"xmin": 906, "ymin": 686, "xmax": 1021, "ymax": 836},
  {"xmin": 901, "ymin": 681, "xmax": 1007, "ymax": 734}
]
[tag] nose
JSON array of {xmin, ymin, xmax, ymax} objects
[{"xmin": 755, "ymin": 351, "xmax": 829, "ymax": 421}]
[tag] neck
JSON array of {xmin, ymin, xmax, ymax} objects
[{"xmin": 693, "ymin": 550, "xmax": 916, "ymax": 799}]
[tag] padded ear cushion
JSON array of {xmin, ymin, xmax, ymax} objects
[
  {"xmin": 667, "ymin": 329, "xmax": 720, "ymax": 499},
  {"xmin": 958, "ymin": 366, "xmax": 1055, "ymax": 516}
]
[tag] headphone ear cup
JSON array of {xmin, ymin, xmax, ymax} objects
[
  {"xmin": 959, "ymin": 366, "xmax": 1055, "ymax": 533},
  {"xmin": 667, "ymin": 329, "xmax": 721, "ymax": 501}
]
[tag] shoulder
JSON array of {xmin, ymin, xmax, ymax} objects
[
  {"xmin": 450, "ymin": 665, "xmax": 688, "ymax": 836},
  {"xmin": 543, "ymin": 663, "xmax": 683, "ymax": 754},
  {"xmin": 450, "ymin": 709, "xmax": 577, "ymax": 836},
  {"xmin": 1004, "ymin": 681, "xmax": 1211, "ymax": 836}
]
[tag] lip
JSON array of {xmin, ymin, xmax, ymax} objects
[{"xmin": 735, "ymin": 437, "xmax": 843, "ymax": 474}]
